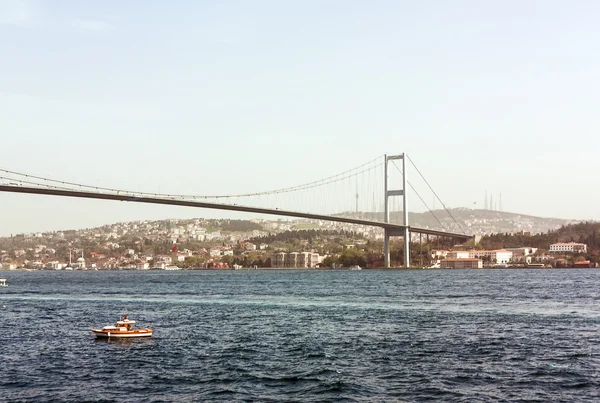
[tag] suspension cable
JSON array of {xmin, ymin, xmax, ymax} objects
[
  {"xmin": 0, "ymin": 155, "xmax": 383, "ymax": 200},
  {"xmin": 406, "ymin": 155, "xmax": 466, "ymax": 234},
  {"xmin": 390, "ymin": 161, "xmax": 447, "ymax": 232}
]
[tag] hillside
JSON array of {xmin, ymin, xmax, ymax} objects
[
  {"xmin": 342, "ymin": 208, "xmax": 580, "ymax": 236},
  {"xmin": 480, "ymin": 222, "xmax": 600, "ymax": 253}
]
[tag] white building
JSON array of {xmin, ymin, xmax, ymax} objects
[
  {"xmin": 505, "ymin": 247, "xmax": 538, "ymax": 258},
  {"xmin": 446, "ymin": 251, "xmax": 470, "ymax": 259},
  {"xmin": 446, "ymin": 249, "xmax": 513, "ymax": 264},
  {"xmin": 155, "ymin": 255, "xmax": 173, "ymax": 264},
  {"xmin": 297, "ymin": 252, "xmax": 320, "ymax": 268},
  {"xmin": 549, "ymin": 242, "xmax": 587, "ymax": 253},
  {"xmin": 431, "ymin": 250, "xmax": 448, "ymax": 258},
  {"xmin": 75, "ymin": 256, "xmax": 86, "ymax": 269},
  {"xmin": 469, "ymin": 250, "xmax": 513, "ymax": 264}
]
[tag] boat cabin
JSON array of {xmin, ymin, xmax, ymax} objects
[
  {"xmin": 115, "ymin": 316, "xmax": 136, "ymax": 331},
  {"xmin": 0, "ymin": 279, "xmax": 6, "ymax": 287}
]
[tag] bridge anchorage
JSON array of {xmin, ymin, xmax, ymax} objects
[{"xmin": 0, "ymin": 152, "xmax": 472, "ymax": 267}]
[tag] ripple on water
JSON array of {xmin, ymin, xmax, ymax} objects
[{"xmin": 1, "ymin": 269, "xmax": 600, "ymax": 402}]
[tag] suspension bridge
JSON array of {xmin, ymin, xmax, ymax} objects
[{"xmin": 0, "ymin": 153, "xmax": 473, "ymax": 267}]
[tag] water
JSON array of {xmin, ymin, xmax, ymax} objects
[{"xmin": 1, "ymin": 269, "xmax": 600, "ymax": 402}]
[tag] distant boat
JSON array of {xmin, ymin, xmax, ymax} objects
[
  {"xmin": 164, "ymin": 265, "xmax": 181, "ymax": 271},
  {"xmin": 0, "ymin": 278, "xmax": 6, "ymax": 287},
  {"xmin": 349, "ymin": 265, "xmax": 362, "ymax": 271}
]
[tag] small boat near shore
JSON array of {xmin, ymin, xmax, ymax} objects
[
  {"xmin": 349, "ymin": 265, "xmax": 362, "ymax": 271},
  {"xmin": 91, "ymin": 316, "xmax": 152, "ymax": 338},
  {"xmin": 164, "ymin": 265, "xmax": 181, "ymax": 271},
  {"xmin": 0, "ymin": 278, "xmax": 6, "ymax": 287}
]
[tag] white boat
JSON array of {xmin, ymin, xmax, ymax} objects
[
  {"xmin": 0, "ymin": 278, "xmax": 6, "ymax": 287},
  {"xmin": 92, "ymin": 316, "xmax": 152, "ymax": 338},
  {"xmin": 349, "ymin": 265, "xmax": 362, "ymax": 270},
  {"xmin": 164, "ymin": 265, "xmax": 181, "ymax": 271}
]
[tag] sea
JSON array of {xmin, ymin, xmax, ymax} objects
[{"xmin": 1, "ymin": 269, "xmax": 600, "ymax": 402}]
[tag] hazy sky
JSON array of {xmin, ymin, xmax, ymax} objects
[{"xmin": 1, "ymin": 0, "xmax": 599, "ymax": 236}]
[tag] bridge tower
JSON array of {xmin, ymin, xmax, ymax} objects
[{"xmin": 383, "ymin": 154, "xmax": 410, "ymax": 268}]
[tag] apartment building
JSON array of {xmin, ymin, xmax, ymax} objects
[{"xmin": 549, "ymin": 242, "xmax": 587, "ymax": 253}]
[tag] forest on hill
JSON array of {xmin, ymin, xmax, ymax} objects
[
  {"xmin": 249, "ymin": 229, "xmax": 359, "ymax": 244},
  {"xmin": 480, "ymin": 222, "xmax": 600, "ymax": 253}
]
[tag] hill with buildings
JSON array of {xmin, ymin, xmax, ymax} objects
[
  {"xmin": 0, "ymin": 212, "xmax": 593, "ymax": 270},
  {"xmin": 480, "ymin": 222, "xmax": 600, "ymax": 253},
  {"xmin": 344, "ymin": 208, "xmax": 580, "ymax": 236}
]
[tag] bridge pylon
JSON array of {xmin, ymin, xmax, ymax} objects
[{"xmin": 383, "ymin": 153, "xmax": 410, "ymax": 268}]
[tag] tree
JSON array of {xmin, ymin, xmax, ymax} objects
[
  {"xmin": 321, "ymin": 255, "xmax": 337, "ymax": 268},
  {"xmin": 338, "ymin": 249, "xmax": 367, "ymax": 267}
]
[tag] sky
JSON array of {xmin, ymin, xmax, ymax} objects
[{"xmin": 1, "ymin": 0, "xmax": 600, "ymax": 236}]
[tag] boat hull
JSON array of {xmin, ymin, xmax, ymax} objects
[{"xmin": 92, "ymin": 329, "xmax": 153, "ymax": 338}]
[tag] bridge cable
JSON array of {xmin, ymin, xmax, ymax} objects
[
  {"xmin": 390, "ymin": 161, "xmax": 447, "ymax": 232},
  {"xmin": 406, "ymin": 155, "xmax": 466, "ymax": 234},
  {"xmin": 0, "ymin": 156, "xmax": 384, "ymax": 200}
]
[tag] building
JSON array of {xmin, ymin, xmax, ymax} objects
[
  {"xmin": 505, "ymin": 247, "xmax": 538, "ymax": 258},
  {"xmin": 446, "ymin": 251, "xmax": 470, "ymax": 259},
  {"xmin": 446, "ymin": 250, "xmax": 512, "ymax": 263},
  {"xmin": 441, "ymin": 258, "xmax": 483, "ymax": 269},
  {"xmin": 469, "ymin": 250, "xmax": 513, "ymax": 264},
  {"xmin": 287, "ymin": 252, "xmax": 299, "ymax": 268},
  {"xmin": 297, "ymin": 252, "xmax": 311, "ymax": 268},
  {"xmin": 155, "ymin": 255, "xmax": 173, "ymax": 264},
  {"xmin": 297, "ymin": 252, "xmax": 320, "ymax": 268},
  {"xmin": 273, "ymin": 252, "xmax": 286, "ymax": 268},
  {"xmin": 272, "ymin": 251, "xmax": 319, "ymax": 268},
  {"xmin": 431, "ymin": 250, "xmax": 449, "ymax": 258},
  {"xmin": 549, "ymin": 242, "xmax": 587, "ymax": 254}
]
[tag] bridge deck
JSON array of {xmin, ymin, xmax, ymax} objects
[{"xmin": 0, "ymin": 185, "xmax": 472, "ymax": 241}]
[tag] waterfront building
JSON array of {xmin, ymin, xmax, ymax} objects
[
  {"xmin": 431, "ymin": 250, "xmax": 449, "ymax": 258},
  {"xmin": 273, "ymin": 252, "xmax": 286, "ymax": 268},
  {"xmin": 549, "ymin": 242, "xmax": 587, "ymax": 253},
  {"xmin": 297, "ymin": 252, "xmax": 320, "ymax": 268},
  {"xmin": 446, "ymin": 249, "xmax": 513, "ymax": 264},
  {"xmin": 310, "ymin": 253, "xmax": 320, "ymax": 268},
  {"xmin": 272, "ymin": 251, "xmax": 320, "ymax": 268},
  {"xmin": 441, "ymin": 258, "xmax": 483, "ymax": 269},
  {"xmin": 297, "ymin": 252, "xmax": 311, "ymax": 268},
  {"xmin": 155, "ymin": 255, "xmax": 173, "ymax": 264},
  {"xmin": 288, "ymin": 252, "xmax": 299, "ymax": 268},
  {"xmin": 446, "ymin": 251, "xmax": 470, "ymax": 259},
  {"xmin": 469, "ymin": 250, "xmax": 513, "ymax": 264},
  {"xmin": 505, "ymin": 247, "xmax": 538, "ymax": 257}
]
